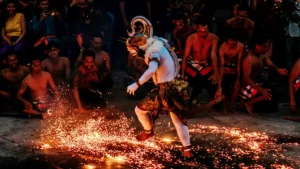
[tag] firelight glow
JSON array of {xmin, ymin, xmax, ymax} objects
[{"xmin": 38, "ymin": 102, "xmax": 299, "ymax": 168}]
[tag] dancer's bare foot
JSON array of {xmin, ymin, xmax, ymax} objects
[
  {"xmin": 75, "ymin": 108, "xmax": 90, "ymax": 113},
  {"xmin": 136, "ymin": 129, "xmax": 154, "ymax": 141},
  {"xmin": 245, "ymin": 102, "xmax": 254, "ymax": 114},
  {"xmin": 42, "ymin": 113, "xmax": 48, "ymax": 119},
  {"xmin": 202, "ymin": 95, "xmax": 225, "ymax": 110},
  {"xmin": 182, "ymin": 145, "xmax": 193, "ymax": 158}
]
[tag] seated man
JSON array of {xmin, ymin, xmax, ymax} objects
[
  {"xmin": 17, "ymin": 58, "xmax": 59, "ymax": 117},
  {"xmin": 0, "ymin": 52, "xmax": 29, "ymax": 112},
  {"xmin": 289, "ymin": 59, "xmax": 300, "ymax": 113},
  {"xmin": 219, "ymin": 29, "xmax": 244, "ymax": 114},
  {"xmin": 73, "ymin": 49, "xmax": 106, "ymax": 112},
  {"xmin": 75, "ymin": 34, "xmax": 113, "ymax": 92},
  {"xmin": 41, "ymin": 42, "xmax": 71, "ymax": 87},
  {"xmin": 240, "ymin": 34, "xmax": 288, "ymax": 113},
  {"xmin": 172, "ymin": 14, "xmax": 194, "ymax": 55},
  {"xmin": 226, "ymin": 5, "xmax": 255, "ymax": 45},
  {"xmin": 181, "ymin": 16, "xmax": 223, "ymax": 109}
]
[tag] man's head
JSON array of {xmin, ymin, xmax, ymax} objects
[
  {"xmin": 90, "ymin": 34, "xmax": 104, "ymax": 51},
  {"xmin": 77, "ymin": 0, "xmax": 88, "ymax": 9},
  {"xmin": 46, "ymin": 42, "xmax": 60, "ymax": 59},
  {"xmin": 6, "ymin": 52, "xmax": 18, "ymax": 69},
  {"xmin": 82, "ymin": 49, "xmax": 95, "ymax": 70},
  {"xmin": 252, "ymin": 33, "xmax": 269, "ymax": 55},
  {"xmin": 31, "ymin": 58, "xmax": 42, "ymax": 74},
  {"xmin": 37, "ymin": 0, "xmax": 48, "ymax": 11},
  {"xmin": 29, "ymin": 0, "xmax": 37, "ymax": 5},
  {"xmin": 173, "ymin": 14, "xmax": 186, "ymax": 30},
  {"xmin": 226, "ymin": 28, "xmax": 239, "ymax": 46},
  {"xmin": 236, "ymin": 5, "xmax": 248, "ymax": 22},
  {"xmin": 195, "ymin": 17, "xmax": 210, "ymax": 38}
]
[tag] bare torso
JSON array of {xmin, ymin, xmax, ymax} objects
[
  {"xmin": 24, "ymin": 71, "xmax": 51, "ymax": 101},
  {"xmin": 42, "ymin": 57, "xmax": 68, "ymax": 85},
  {"xmin": 222, "ymin": 42, "xmax": 243, "ymax": 63},
  {"xmin": 1, "ymin": 66, "xmax": 29, "ymax": 90},
  {"xmin": 94, "ymin": 51, "xmax": 108, "ymax": 68},
  {"xmin": 247, "ymin": 52, "xmax": 264, "ymax": 82},
  {"xmin": 189, "ymin": 33, "xmax": 216, "ymax": 63},
  {"xmin": 76, "ymin": 65, "xmax": 99, "ymax": 89}
]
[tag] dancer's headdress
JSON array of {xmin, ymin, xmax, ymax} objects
[{"xmin": 126, "ymin": 16, "xmax": 153, "ymax": 47}]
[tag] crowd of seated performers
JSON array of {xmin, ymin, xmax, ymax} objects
[{"xmin": 1, "ymin": 0, "xmax": 300, "ymax": 118}]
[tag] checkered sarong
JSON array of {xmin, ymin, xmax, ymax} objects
[
  {"xmin": 179, "ymin": 57, "xmax": 213, "ymax": 78},
  {"xmin": 240, "ymin": 85, "xmax": 258, "ymax": 100},
  {"xmin": 224, "ymin": 62, "xmax": 237, "ymax": 74},
  {"xmin": 295, "ymin": 77, "xmax": 300, "ymax": 92}
]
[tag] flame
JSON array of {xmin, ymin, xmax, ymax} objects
[
  {"xmin": 161, "ymin": 137, "xmax": 173, "ymax": 144},
  {"xmin": 83, "ymin": 164, "xmax": 95, "ymax": 169},
  {"xmin": 41, "ymin": 144, "xmax": 51, "ymax": 149},
  {"xmin": 37, "ymin": 93, "xmax": 299, "ymax": 168},
  {"xmin": 106, "ymin": 154, "xmax": 126, "ymax": 163}
]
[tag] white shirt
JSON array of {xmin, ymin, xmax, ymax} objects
[{"xmin": 148, "ymin": 46, "xmax": 176, "ymax": 84}]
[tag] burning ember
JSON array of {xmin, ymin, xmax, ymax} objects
[
  {"xmin": 38, "ymin": 106, "xmax": 300, "ymax": 168},
  {"xmin": 83, "ymin": 164, "xmax": 95, "ymax": 169}
]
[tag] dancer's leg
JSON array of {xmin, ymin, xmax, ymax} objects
[
  {"xmin": 135, "ymin": 106, "xmax": 152, "ymax": 131},
  {"xmin": 170, "ymin": 112, "xmax": 190, "ymax": 147}
]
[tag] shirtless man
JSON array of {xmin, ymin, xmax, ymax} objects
[
  {"xmin": 17, "ymin": 59, "xmax": 59, "ymax": 117},
  {"xmin": 219, "ymin": 29, "xmax": 244, "ymax": 113},
  {"xmin": 172, "ymin": 15, "xmax": 194, "ymax": 55},
  {"xmin": 41, "ymin": 42, "xmax": 71, "ymax": 87},
  {"xmin": 0, "ymin": 52, "xmax": 29, "ymax": 112},
  {"xmin": 289, "ymin": 59, "xmax": 300, "ymax": 113},
  {"xmin": 181, "ymin": 16, "xmax": 222, "ymax": 108},
  {"xmin": 241, "ymin": 35, "xmax": 288, "ymax": 113},
  {"xmin": 73, "ymin": 49, "xmax": 106, "ymax": 112},
  {"xmin": 75, "ymin": 35, "xmax": 113, "ymax": 91},
  {"xmin": 226, "ymin": 5, "xmax": 255, "ymax": 44}
]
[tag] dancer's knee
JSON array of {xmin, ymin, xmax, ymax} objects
[
  {"xmin": 135, "ymin": 106, "xmax": 149, "ymax": 115},
  {"xmin": 170, "ymin": 112, "xmax": 183, "ymax": 126}
]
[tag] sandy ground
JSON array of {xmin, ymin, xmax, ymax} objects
[{"xmin": 0, "ymin": 72, "xmax": 300, "ymax": 169}]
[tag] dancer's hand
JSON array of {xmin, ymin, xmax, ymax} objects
[
  {"xmin": 259, "ymin": 88, "xmax": 272, "ymax": 100},
  {"xmin": 182, "ymin": 75, "xmax": 188, "ymax": 80},
  {"xmin": 215, "ymin": 88, "xmax": 222, "ymax": 99},
  {"xmin": 127, "ymin": 82, "xmax": 139, "ymax": 95},
  {"xmin": 0, "ymin": 91, "xmax": 12, "ymax": 98},
  {"xmin": 277, "ymin": 68, "xmax": 288, "ymax": 75},
  {"xmin": 209, "ymin": 73, "xmax": 219, "ymax": 84}
]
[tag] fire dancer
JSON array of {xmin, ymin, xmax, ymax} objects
[
  {"xmin": 126, "ymin": 16, "xmax": 193, "ymax": 158},
  {"xmin": 17, "ymin": 58, "xmax": 59, "ymax": 117},
  {"xmin": 0, "ymin": 52, "xmax": 29, "ymax": 112},
  {"xmin": 181, "ymin": 16, "xmax": 223, "ymax": 109},
  {"xmin": 219, "ymin": 29, "xmax": 244, "ymax": 114},
  {"xmin": 289, "ymin": 59, "xmax": 300, "ymax": 113},
  {"xmin": 240, "ymin": 34, "xmax": 288, "ymax": 113},
  {"xmin": 73, "ymin": 49, "xmax": 106, "ymax": 112}
]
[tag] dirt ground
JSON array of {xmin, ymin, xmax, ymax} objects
[{"xmin": 0, "ymin": 72, "xmax": 300, "ymax": 169}]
